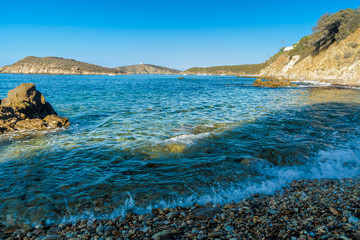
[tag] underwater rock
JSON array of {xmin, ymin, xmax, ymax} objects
[
  {"xmin": 166, "ymin": 143, "xmax": 186, "ymax": 153},
  {"xmin": 0, "ymin": 83, "xmax": 69, "ymax": 133}
]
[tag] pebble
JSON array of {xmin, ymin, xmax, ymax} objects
[
  {"xmin": 152, "ymin": 230, "xmax": 172, "ymax": 239},
  {"xmin": 225, "ymin": 225, "xmax": 234, "ymax": 232},
  {"xmin": 4, "ymin": 178, "xmax": 360, "ymax": 240},
  {"xmin": 96, "ymin": 225, "xmax": 104, "ymax": 233}
]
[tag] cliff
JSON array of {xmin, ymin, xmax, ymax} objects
[
  {"xmin": 115, "ymin": 64, "xmax": 180, "ymax": 74},
  {"xmin": 260, "ymin": 9, "xmax": 360, "ymax": 86},
  {"xmin": 0, "ymin": 56, "xmax": 125, "ymax": 75},
  {"xmin": 183, "ymin": 63, "xmax": 265, "ymax": 76}
]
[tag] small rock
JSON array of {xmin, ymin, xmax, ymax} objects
[
  {"xmin": 167, "ymin": 212, "xmax": 178, "ymax": 220},
  {"xmin": 152, "ymin": 230, "xmax": 172, "ymax": 240},
  {"xmin": 225, "ymin": 225, "xmax": 234, "ymax": 232},
  {"xmin": 330, "ymin": 207, "xmax": 339, "ymax": 216},
  {"xmin": 96, "ymin": 225, "xmax": 104, "ymax": 233},
  {"xmin": 348, "ymin": 215, "xmax": 360, "ymax": 223},
  {"xmin": 139, "ymin": 215, "xmax": 147, "ymax": 221},
  {"xmin": 208, "ymin": 231, "xmax": 224, "ymax": 237}
]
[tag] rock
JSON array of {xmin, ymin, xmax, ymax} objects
[
  {"xmin": 139, "ymin": 215, "xmax": 147, "ymax": 221},
  {"xmin": 193, "ymin": 207, "xmax": 222, "ymax": 219},
  {"xmin": 267, "ymin": 209, "xmax": 278, "ymax": 215},
  {"xmin": 47, "ymin": 227, "xmax": 61, "ymax": 235},
  {"xmin": 329, "ymin": 207, "xmax": 339, "ymax": 216},
  {"xmin": 208, "ymin": 231, "xmax": 224, "ymax": 237},
  {"xmin": 167, "ymin": 212, "xmax": 178, "ymax": 220},
  {"xmin": 96, "ymin": 225, "xmax": 104, "ymax": 233},
  {"xmin": 40, "ymin": 235, "xmax": 61, "ymax": 240},
  {"xmin": 44, "ymin": 114, "xmax": 70, "ymax": 128},
  {"xmin": 166, "ymin": 144, "xmax": 186, "ymax": 153},
  {"xmin": 348, "ymin": 215, "xmax": 360, "ymax": 223},
  {"xmin": 152, "ymin": 230, "xmax": 172, "ymax": 240},
  {"xmin": 15, "ymin": 119, "xmax": 47, "ymax": 130},
  {"xmin": 225, "ymin": 225, "xmax": 234, "ymax": 232},
  {"xmin": 252, "ymin": 78, "xmax": 297, "ymax": 88},
  {"xmin": 0, "ymin": 83, "xmax": 69, "ymax": 133}
]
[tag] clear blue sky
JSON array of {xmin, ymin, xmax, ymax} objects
[{"xmin": 0, "ymin": 0, "xmax": 359, "ymax": 70}]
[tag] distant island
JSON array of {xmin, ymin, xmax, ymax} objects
[
  {"xmin": 0, "ymin": 56, "xmax": 125, "ymax": 75},
  {"xmin": 115, "ymin": 63, "xmax": 181, "ymax": 75},
  {"xmin": 182, "ymin": 63, "xmax": 265, "ymax": 76}
]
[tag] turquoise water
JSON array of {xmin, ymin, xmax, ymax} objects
[{"xmin": 0, "ymin": 74, "xmax": 360, "ymax": 225}]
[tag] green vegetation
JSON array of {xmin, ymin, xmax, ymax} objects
[
  {"xmin": 115, "ymin": 64, "xmax": 180, "ymax": 74},
  {"xmin": 266, "ymin": 8, "xmax": 360, "ymax": 64},
  {"xmin": 252, "ymin": 78, "xmax": 297, "ymax": 88},
  {"xmin": 14, "ymin": 56, "xmax": 123, "ymax": 74},
  {"xmin": 183, "ymin": 63, "xmax": 266, "ymax": 75},
  {"xmin": 311, "ymin": 9, "xmax": 360, "ymax": 52}
]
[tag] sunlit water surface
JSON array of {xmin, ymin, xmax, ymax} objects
[{"xmin": 0, "ymin": 74, "xmax": 359, "ymax": 225}]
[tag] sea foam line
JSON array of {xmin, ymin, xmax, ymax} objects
[{"xmin": 57, "ymin": 137, "xmax": 360, "ymax": 225}]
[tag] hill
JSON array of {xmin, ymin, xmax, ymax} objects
[
  {"xmin": 183, "ymin": 63, "xmax": 266, "ymax": 75},
  {"xmin": 114, "ymin": 64, "xmax": 181, "ymax": 74},
  {"xmin": 0, "ymin": 56, "xmax": 125, "ymax": 75},
  {"xmin": 260, "ymin": 8, "xmax": 360, "ymax": 86}
]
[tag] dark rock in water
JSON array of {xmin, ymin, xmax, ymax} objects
[{"xmin": 0, "ymin": 83, "xmax": 69, "ymax": 133}]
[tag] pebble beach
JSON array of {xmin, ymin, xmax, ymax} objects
[{"xmin": 2, "ymin": 177, "xmax": 360, "ymax": 240}]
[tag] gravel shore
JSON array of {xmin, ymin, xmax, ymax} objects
[{"xmin": 1, "ymin": 178, "xmax": 360, "ymax": 240}]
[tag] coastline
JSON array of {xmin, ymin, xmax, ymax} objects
[
  {"xmin": 2, "ymin": 177, "xmax": 360, "ymax": 239},
  {"xmin": 259, "ymin": 75, "xmax": 360, "ymax": 88}
]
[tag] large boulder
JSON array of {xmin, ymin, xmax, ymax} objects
[{"xmin": 0, "ymin": 83, "xmax": 69, "ymax": 133}]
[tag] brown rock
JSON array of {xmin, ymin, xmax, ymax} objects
[
  {"xmin": 44, "ymin": 114, "xmax": 70, "ymax": 128},
  {"xmin": 193, "ymin": 207, "xmax": 222, "ymax": 219},
  {"xmin": 0, "ymin": 83, "xmax": 69, "ymax": 134},
  {"xmin": 15, "ymin": 119, "xmax": 47, "ymax": 130}
]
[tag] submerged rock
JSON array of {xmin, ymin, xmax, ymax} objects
[
  {"xmin": 166, "ymin": 143, "xmax": 186, "ymax": 153},
  {"xmin": 0, "ymin": 83, "xmax": 69, "ymax": 133}
]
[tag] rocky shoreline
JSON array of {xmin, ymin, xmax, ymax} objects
[
  {"xmin": 1, "ymin": 177, "xmax": 359, "ymax": 240},
  {"xmin": 0, "ymin": 83, "xmax": 69, "ymax": 134}
]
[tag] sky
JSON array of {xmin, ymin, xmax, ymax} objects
[{"xmin": 0, "ymin": 0, "xmax": 359, "ymax": 70}]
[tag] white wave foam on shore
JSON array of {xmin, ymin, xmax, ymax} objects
[{"xmin": 58, "ymin": 135, "xmax": 360, "ymax": 225}]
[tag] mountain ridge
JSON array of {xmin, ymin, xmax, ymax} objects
[
  {"xmin": 0, "ymin": 56, "xmax": 125, "ymax": 75},
  {"xmin": 115, "ymin": 64, "xmax": 181, "ymax": 75}
]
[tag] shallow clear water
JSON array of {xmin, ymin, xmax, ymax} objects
[{"xmin": 0, "ymin": 74, "xmax": 359, "ymax": 225}]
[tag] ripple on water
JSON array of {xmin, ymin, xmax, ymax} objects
[{"xmin": 0, "ymin": 74, "xmax": 359, "ymax": 225}]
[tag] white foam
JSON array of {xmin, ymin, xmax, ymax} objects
[
  {"xmin": 55, "ymin": 137, "xmax": 360, "ymax": 225},
  {"xmin": 166, "ymin": 132, "xmax": 211, "ymax": 145}
]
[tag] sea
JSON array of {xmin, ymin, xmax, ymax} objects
[{"xmin": 0, "ymin": 74, "xmax": 359, "ymax": 226}]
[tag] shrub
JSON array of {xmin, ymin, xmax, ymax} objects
[
  {"xmin": 350, "ymin": 42, "xmax": 359, "ymax": 48},
  {"xmin": 344, "ymin": 51, "xmax": 352, "ymax": 58},
  {"xmin": 311, "ymin": 9, "xmax": 360, "ymax": 52}
]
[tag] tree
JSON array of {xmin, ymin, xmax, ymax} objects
[{"xmin": 310, "ymin": 9, "xmax": 360, "ymax": 52}]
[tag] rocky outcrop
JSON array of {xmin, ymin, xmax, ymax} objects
[
  {"xmin": 115, "ymin": 64, "xmax": 181, "ymax": 75},
  {"xmin": 260, "ymin": 27, "xmax": 360, "ymax": 86},
  {"xmin": 252, "ymin": 78, "xmax": 297, "ymax": 88},
  {"xmin": 0, "ymin": 83, "xmax": 69, "ymax": 133},
  {"xmin": 0, "ymin": 56, "xmax": 125, "ymax": 75}
]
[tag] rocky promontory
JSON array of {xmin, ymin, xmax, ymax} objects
[
  {"xmin": 260, "ymin": 8, "xmax": 360, "ymax": 86},
  {"xmin": 0, "ymin": 83, "xmax": 69, "ymax": 133},
  {"xmin": 0, "ymin": 56, "xmax": 125, "ymax": 75}
]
